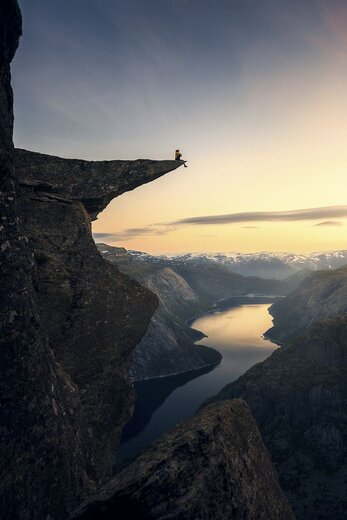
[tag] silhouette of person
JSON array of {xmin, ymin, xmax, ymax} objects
[{"xmin": 175, "ymin": 149, "xmax": 188, "ymax": 167}]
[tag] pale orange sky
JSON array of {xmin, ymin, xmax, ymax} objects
[{"xmin": 93, "ymin": 51, "xmax": 347, "ymax": 253}]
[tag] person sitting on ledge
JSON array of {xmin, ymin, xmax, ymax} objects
[{"xmin": 175, "ymin": 149, "xmax": 188, "ymax": 167}]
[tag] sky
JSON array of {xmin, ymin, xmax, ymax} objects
[{"xmin": 12, "ymin": 0, "xmax": 347, "ymax": 254}]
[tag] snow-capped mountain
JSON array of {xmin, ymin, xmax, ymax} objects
[{"xmin": 127, "ymin": 250, "xmax": 347, "ymax": 280}]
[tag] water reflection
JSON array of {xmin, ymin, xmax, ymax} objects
[
  {"xmin": 116, "ymin": 303, "xmax": 277, "ymax": 468},
  {"xmin": 121, "ymin": 364, "xmax": 217, "ymax": 442}
]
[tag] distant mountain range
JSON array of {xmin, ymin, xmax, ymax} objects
[{"xmin": 128, "ymin": 250, "xmax": 347, "ymax": 280}]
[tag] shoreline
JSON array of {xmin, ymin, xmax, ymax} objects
[{"xmin": 131, "ymin": 357, "xmax": 221, "ymax": 383}]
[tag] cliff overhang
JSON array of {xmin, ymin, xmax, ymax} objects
[{"xmin": 15, "ymin": 148, "xmax": 184, "ymax": 219}]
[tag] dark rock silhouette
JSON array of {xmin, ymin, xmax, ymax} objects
[
  {"xmin": 8, "ymin": 149, "xmax": 181, "ymax": 520},
  {"xmin": 72, "ymin": 400, "xmax": 295, "ymax": 520},
  {"xmin": 15, "ymin": 149, "xmax": 182, "ymax": 456}
]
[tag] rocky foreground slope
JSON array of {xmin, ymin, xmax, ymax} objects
[
  {"xmin": 205, "ymin": 270, "xmax": 347, "ymax": 518},
  {"xmin": 72, "ymin": 400, "xmax": 294, "ymax": 520}
]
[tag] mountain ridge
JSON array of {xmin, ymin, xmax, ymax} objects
[{"xmin": 125, "ymin": 249, "xmax": 347, "ymax": 280}]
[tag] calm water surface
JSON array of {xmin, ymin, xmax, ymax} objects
[{"xmin": 117, "ymin": 303, "xmax": 278, "ymax": 467}]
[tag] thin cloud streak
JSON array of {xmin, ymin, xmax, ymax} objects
[
  {"xmin": 314, "ymin": 220, "xmax": 343, "ymax": 227},
  {"xmin": 172, "ymin": 206, "xmax": 347, "ymax": 226},
  {"xmin": 95, "ymin": 206, "xmax": 347, "ymax": 241},
  {"xmin": 93, "ymin": 225, "xmax": 176, "ymax": 241},
  {"xmin": 93, "ymin": 232, "xmax": 117, "ymax": 238}
]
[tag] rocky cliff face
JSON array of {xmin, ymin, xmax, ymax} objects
[
  {"xmin": 205, "ymin": 316, "xmax": 347, "ymax": 518},
  {"xmin": 0, "ymin": 4, "xmax": 79, "ymax": 519},
  {"xmin": 15, "ymin": 148, "xmax": 184, "ymax": 219},
  {"xmin": 72, "ymin": 400, "xmax": 294, "ymax": 520},
  {"xmin": 10, "ymin": 149, "xmax": 181, "ymax": 519},
  {"xmin": 266, "ymin": 265, "xmax": 347, "ymax": 344}
]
